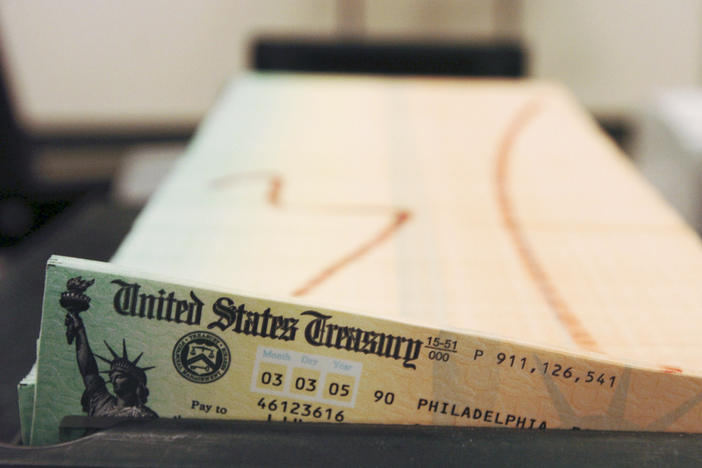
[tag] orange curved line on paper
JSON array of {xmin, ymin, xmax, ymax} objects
[
  {"xmin": 211, "ymin": 172, "xmax": 283, "ymax": 205},
  {"xmin": 291, "ymin": 210, "xmax": 410, "ymax": 297},
  {"xmin": 211, "ymin": 172, "xmax": 410, "ymax": 297},
  {"xmin": 495, "ymin": 99, "xmax": 601, "ymax": 353}
]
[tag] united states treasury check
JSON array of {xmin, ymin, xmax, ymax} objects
[{"xmin": 28, "ymin": 255, "xmax": 702, "ymax": 445}]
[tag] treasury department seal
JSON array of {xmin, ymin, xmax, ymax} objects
[{"xmin": 173, "ymin": 331, "xmax": 230, "ymax": 383}]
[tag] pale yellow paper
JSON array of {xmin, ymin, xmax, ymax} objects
[{"xmin": 113, "ymin": 73, "xmax": 702, "ymax": 376}]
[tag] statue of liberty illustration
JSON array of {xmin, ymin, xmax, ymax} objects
[{"xmin": 62, "ymin": 276, "xmax": 158, "ymax": 418}]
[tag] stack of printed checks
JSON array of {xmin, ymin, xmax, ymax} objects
[{"xmin": 22, "ymin": 74, "xmax": 702, "ymax": 445}]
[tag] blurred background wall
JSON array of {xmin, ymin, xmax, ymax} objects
[{"xmin": 1, "ymin": 0, "xmax": 700, "ymax": 133}]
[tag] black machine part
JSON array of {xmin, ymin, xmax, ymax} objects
[{"xmin": 1, "ymin": 417, "xmax": 702, "ymax": 467}]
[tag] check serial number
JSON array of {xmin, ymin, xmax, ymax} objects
[{"xmin": 257, "ymin": 397, "xmax": 345, "ymax": 422}]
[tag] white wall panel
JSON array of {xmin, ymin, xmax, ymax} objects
[
  {"xmin": 523, "ymin": 0, "xmax": 702, "ymax": 117},
  {"xmin": 0, "ymin": 0, "xmax": 336, "ymax": 130},
  {"xmin": 1, "ymin": 1, "xmax": 700, "ymax": 129}
]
